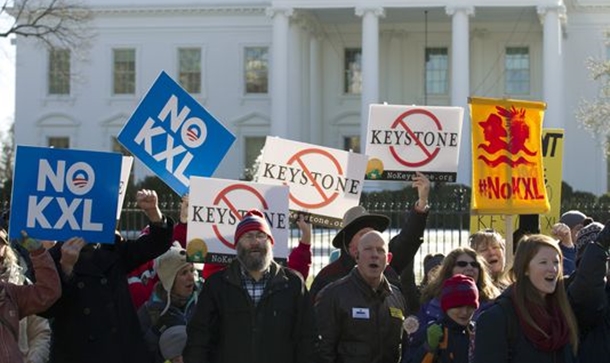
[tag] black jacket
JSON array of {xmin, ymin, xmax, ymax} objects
[
  {"xmin": 310, "ymin": 207, "xmax": 428, "ymax": 302},
  {"xmin": 473, "ymin": 289, "xmax": 576, "ymax": 363},
  {"xmin": 315, "ymin": 268, "xmax": 407, "ymax": 363},
  {"xmin": 567, "ymin": 242, "xmax": 610, "ymax": 363},
  {"xmin": 42, "ymin": 219, "xmax": 174, "ymax": 363},
  {"xmin": 183, "ymin": 259, "xmax": 317, "ymax": 363}
]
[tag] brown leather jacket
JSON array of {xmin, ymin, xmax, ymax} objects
[
  {"xmin": 315, "ymin": 268, "xmax": 407, "ymax": 363},
  {"xmin": 0, "ymin": 249, "xmax": 61, "ymax": 363}
]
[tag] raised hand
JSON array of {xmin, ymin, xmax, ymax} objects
[
  {"xmin": 136, "ymin": 189, "xmax": 162, "ymax": 223},
  {"xmin": 59, "ymin": 237, "xmax": 86, "ymax": 277},
  {"xmin": 412, "ymin": 171, "xmax": 431, "ymax": 212},
  {"xmin": 296, "ymin": 214, "xmax": 312, "ymax": 246},
  {"xmin": 19, "ymin": 230, "xmax": 43, "ymax": 252},
  {"xmin": 180, "ymin": 194, "xmax": 189, "ymax": 224},
  {"xmin": 551, "ymin": 222, "xmax": 573, "ymax": 247}
]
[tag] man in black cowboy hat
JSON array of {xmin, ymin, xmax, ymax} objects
[{"xmin": 310, "ymin": 172, "xmax": 431, "ymax": 302}]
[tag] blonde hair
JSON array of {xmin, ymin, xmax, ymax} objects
[
  {"xmin": 511, "ymin": 234, "xmax": 578, "ymax": 354},
  {"xmin": 469, "ymin": 229, "xmax": 512, "ymax": 288},
  {"xmin": 420, "ymin": 247, "xmax": 500, "ymax": 304}
]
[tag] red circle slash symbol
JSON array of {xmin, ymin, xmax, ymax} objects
[
  {"xmin": 212, "ymin": 184, "xmax": 269, "ymax": 249},
  {"xmin": 390, "ymin": 109, "xmax": 442, "ymax": 167},
  {"xmin": 286, "ymin": 148, "xmax": 343, "ymax": 209}
]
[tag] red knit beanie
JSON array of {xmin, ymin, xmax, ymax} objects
[
  {"xmin": 234, "ymin": 209, "xmax": 274, "ymax": 246},
  {"xmin": 440, "ymin": 274, "xmax": 479, "ymax": 312}
]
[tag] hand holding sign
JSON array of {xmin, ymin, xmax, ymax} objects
[
  {"xmin": 19, "ymin": 231, "xmax": 43, "ymax": 252},
  {"xmin": 59, "ymin": 236, "xmax": 86, "ymax": 277},
  {"xmin": 412, "ymin": 172, "xmax": 431, "ymax": 212},
  {"xmin": 180, "ymin": 194, "xmax": 189, "ymax": 224},
  {"xmin": 296, "ymin": 214, "xmax": 312, "ymax": 246},
  {"xmin": 136, "ymin": 189, "xmax": 162, "ymax": 223}
]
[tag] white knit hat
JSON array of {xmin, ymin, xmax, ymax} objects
[{"xmin": 155, "ymin": 242, "xmax": 191, "ymax": 315}]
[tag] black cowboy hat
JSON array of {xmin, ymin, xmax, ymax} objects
[{"xmin": 332, "ymin": 206, "xmax": 390, "ymax": 249}]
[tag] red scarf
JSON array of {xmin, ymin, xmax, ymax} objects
[{"xmin": 511, "ymin": 290, "xmax": 570, "ymax": 352}]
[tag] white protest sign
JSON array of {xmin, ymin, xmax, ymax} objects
[
  {"xmin": 255, "ymin": 137, "xmax": 367, "ymax": 228},
  {"xmin": 365, "ymin": 104, "xmax": 463, "ymax": 182},
  {"xmin": 116, "ymin": 156, "xmax": 134, "ymax": 220},
  {"xmin": 186, "ymin": 177, "xmax": 289, "ymax": 264}
]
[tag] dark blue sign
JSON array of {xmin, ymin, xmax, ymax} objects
[
  {"xmin": 9, "ymin": 146, "xmax": 122, "ymax": 244},
  {"xmin": 118, "ymin": 71, "xmax": 236, "ymax": 195}
]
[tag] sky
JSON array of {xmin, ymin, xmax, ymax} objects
[{"xmin": 0, "ymin": 13, "xmax": 15, "ymax": 135}]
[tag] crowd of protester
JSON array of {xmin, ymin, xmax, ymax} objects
[{"xmin": 3, "ymin": 176, "xmax": 610, "ymax": 363}]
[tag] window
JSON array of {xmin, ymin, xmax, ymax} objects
[
  {"xmin": 343, "ymin": 136, "xmax": 360, "ymax": 153},
  {"xmin": 113, "ymin": 48, "xmax": 136, "ymax": 95},
  {"xmin": 244, "ymin": 47, "xmax": 268, "ymax": 94},
  {"xmin": 178, "ymin": 48, "xmax": 201, "ymax": 94},
  {"xmin": 48, "ymin": 48, "xmax": 70, "ymax": 95},
  {"xmin": 244, "ymin": 136, "xmax": 266, "ymax": 180},
  {"xmin": 344, "ymin": 48, "xmax": 362, "ymax": 94},
  {"xmin": 48, "ymin": 137, "xmax": 70, "ymax": 149},
  {"xmin": 425, "ymin": 48, "xmax": 448, "ymax": 95},
  {"xmin": 505, "ymin": 47, "xmax": 530, "ymax": 95}
]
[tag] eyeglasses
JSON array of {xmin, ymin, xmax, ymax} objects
[
  {"xmin": 455, "ymin": 261, "xmax": 480, "ymax": 269},
  {"xmin": 240, "ymin": 232, "xmax": 268, "ymax": 242}
]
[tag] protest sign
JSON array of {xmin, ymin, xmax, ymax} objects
[
  {"xmin": 256, "ymin": 137, "xmax": 367, "ymax": 228},
  {"xmin": 470, "ymin": 129, "xmax": 564, "ymax": 237},
  {"xmin": 186, "ymin": 177, "xmax": 289, "ymax": 264},
  {"xmin": 470, "ymin": 97, "xmax": 549, "ymax": 215},
  {"xmin": 9, "ymin": 146, "xmax": 122, "ymax": 243},
  {"xmin": 365, "ymin": 104, "xmax": 463, "ymax": 182},
  {"xmin": 118, "ymin": 71, "xmax": 235, "ymax": 195}
]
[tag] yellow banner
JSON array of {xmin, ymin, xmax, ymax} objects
[
  {"xmin": 469, "ymin": 129, "xmax": 564, "ymax": 236},
  {"xmin": 470, "ymin": 97, "xmax": 550, "ymax": 215}
]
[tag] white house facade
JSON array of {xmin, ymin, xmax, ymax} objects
[{"xmin": 12, "ymin": 0, "xmax": 610, "ymax": 195}]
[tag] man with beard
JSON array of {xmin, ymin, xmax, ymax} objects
[
  {"xmin": 183, "ymin": 209, "xmax": 317, "ymax": 363},
  {"xmin": 315, "ymin": 230, "xmax": 407, "ymax": 363}
]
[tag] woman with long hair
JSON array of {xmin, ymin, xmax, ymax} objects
[
  {"xmin": 473, "ymin": 234, "xmax": 578, "ymax": 362},
  {"xmin": 419, "ymin": 247, "xmax": 499, "ymax": 309}
]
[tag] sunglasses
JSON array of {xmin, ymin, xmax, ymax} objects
[{"xmin": 455, "ymin": 261, "xmax": 480, "ymax": 269}]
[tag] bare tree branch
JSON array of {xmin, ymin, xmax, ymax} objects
[
  {"xmin": 576, "ymin": 47, "xmax": 610, "ymax": 155},
  {"xmin": 1, "ymin": 0, "xmax": 93, "ymax": 55}
]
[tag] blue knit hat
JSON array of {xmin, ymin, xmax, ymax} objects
[{"xmin": 234, "ymin": 209, "xmax": 274, "ymax": 246}]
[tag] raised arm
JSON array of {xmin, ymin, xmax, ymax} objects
[
  {"xmin": 120, "ymin": 189, "xmax": 174, "ymax": 272},
  {"xmin": 287, "ymin": 214, "xmax": 312, "ymax": 280},
  {"xmin": 389, "ymin": 172, "xmax": 430, "ymax": 274},
  {"xmin": 9, "ymin": 236, "xmax": 61, "ymax": 318}
]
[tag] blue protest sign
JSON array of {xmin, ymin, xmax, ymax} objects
[
  {"xmin": 117, "ymin": 71, "xmax": 236, "ymax": 195},
  {"xmin": 9, "ymin": 146, "xmax": 122, "ymax": 244}
]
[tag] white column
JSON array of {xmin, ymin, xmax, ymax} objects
[
  {"xmin": 446, "ymin": 5, "xmax": 474, "ymax": 185},
  {"xmin": 356, "ymin": 6, "xmax": 384, "ymax": 154},
  {"xmin": 267, "ymin": 7, "xmax": 293, "ymax": 137},
  {"xmin": 538, "ymin": 5, "xmax": 565, "ymax": 129},
  {"xmin": 387, "ymin": 30, "xmax": 405, "ymax": 104},
  {"xmin": 289, "ymin": 18, "xmax": 302, "ymax": 141},
  {"xmin": 309, "ymin": 33, "xmax": 322, "ymax": 144}
]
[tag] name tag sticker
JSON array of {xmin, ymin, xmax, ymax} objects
[
  {"xmin": 389, "ymin": 307, "xmax": 404, "ymax": 320},
  {"xmin": 352, "ymin": 307, "xmax": 370, "ymax": 319}
]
